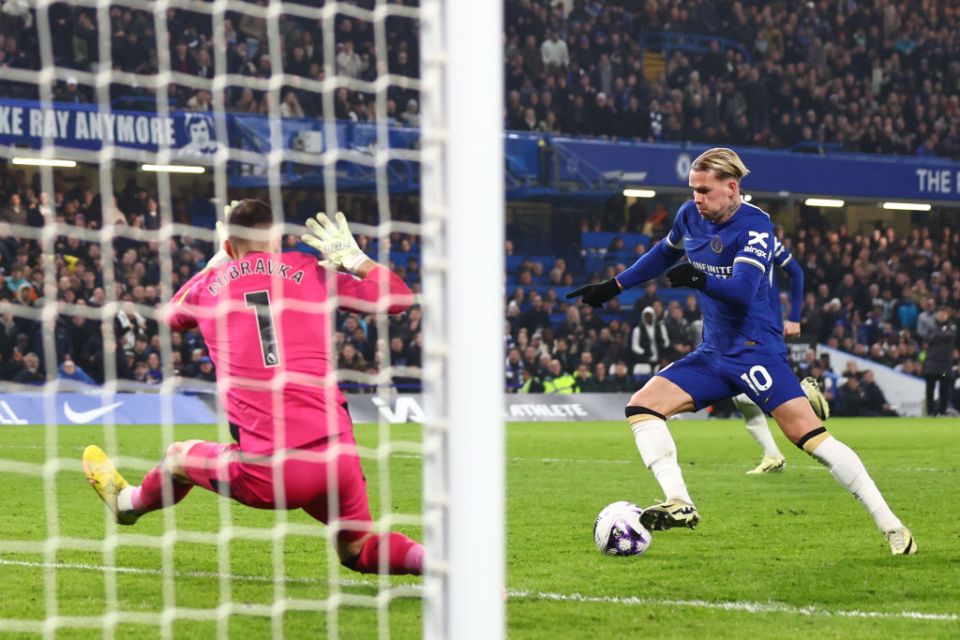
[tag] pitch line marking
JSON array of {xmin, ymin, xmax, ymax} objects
[
  {"xmin": 0, "ymin": 559, "xmax": 956, "ymax": 623},
  {"xmin": 1, "ymin": 447, "xmax": 954, "ymax": 474},
  {"xmin": 394, "ymin": 453, "xmax": 955, "ymax": 474},
  {"xmin": 508, "ymin": 590, "xmax": 959, "ymax": 622}
]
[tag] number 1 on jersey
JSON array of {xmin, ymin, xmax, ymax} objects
[{"xmin": 244, "ymin": 290, "xmax": 280, "ymax": 367}]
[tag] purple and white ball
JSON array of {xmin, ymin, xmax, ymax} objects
[{"xmin": 593, "ymin": 501, "xmax": 652, "ymax": 556}]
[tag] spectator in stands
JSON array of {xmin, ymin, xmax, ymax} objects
[
  {"xmin": 835, "ymin": 376, "xmax": 865, "ymax": 417},
  {"xmin": 630, "ymin": 306, "xmax": 669, "ymax": 376},
  {"xmin": 579, "ymin": 362, "xmax": 611, "ymax": 393},
  {"xmin": 519, "ymin": 367, "xmax": 544, "ymax": 393},
  {"xmin": 146, "ymin": 352, "xmax": 163, "ymax": 384},
  {"xmin": 663, "ymin": 301, "xmax": 694, "ymax": 358},
  {"xmin": 54, "ymin": 77, "xmax": 88, "ymax": 104},
  {"xmin": 505, "ymin": 347, "xmax": 524, "ymax": 393},
  {"xmin": 335, "ymin": 40, "xmax": 366, "ymax": 79},
  {"xmin": 916, "ymin": 297, "xmax": 938, "ymax": 340},
  {"xmin": 543, "ymin": 359, "xmax": 577, "ymax": 393},
  {"xmin": 521, "ymin": 293, "xmax": 550, "ymax": 335},
  {"xmin": 280, "ymin": 89, "xmax": 305, "ymax": 119},
  {"xmin": 58, "ymin": 358, "xmax": 95, "ymax": 385},
  {"xmin": 194, "ymin": 356, "xmax": 216, "ymax": 382},
  {"xmin": 540, "ymin": 29, "xmax": 569, "ymax": 72},
  {"xmin": 401, "ymin": 99, "xmax": 420, "ymax": 127},
  {"xmin": 860, "ymin": 370, "xmax": 899, "ymax": 417},
  {"xmin": 13, "ymin": 351, "xmax": 42, "ymax": 384},
  {"xmin": 0, "ymin": 193, "xmax": 25, "ymax": 225},
  {"xmin": 921, "ymin": 307, "xmax": 957, "ymax": 416},
  {"xmin": 573, "ymin": 364, "xmax": 592, "ymax": 391},
  {"xmin": 608, "ymin": 361, "xmax": 633, "ymax": 393}
]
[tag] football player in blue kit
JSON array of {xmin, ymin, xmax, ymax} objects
[{"xmin": 567, "ymin": 148, "xmax": 916, "ymax": 555}]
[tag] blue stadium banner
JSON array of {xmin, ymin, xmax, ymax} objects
[
  {"xmin": 551, "ymin": 137, "xmax": 960, "ymax": 202},
  {"xmin": 0, "ymin": 99, "xmax": 220, "ymax": 160},
  {"xmin": 0, "ymin": 392, "xmax": 216, "ymax": 426}
]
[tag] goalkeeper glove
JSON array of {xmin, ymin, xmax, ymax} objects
[
  {"xmin": 206, "ymin": 201, "xmax": 239, "ymax": 269},
  {"xmin": 566, "ymin": 277, "xmax": 621, "ymax": 308},
  {"xmin": 666, "ymin": 262, "xmax": 706, "ymax": 290},
  {"xmin": 301, "ymin": 211, "xmax": 369, "ymax": 273}
]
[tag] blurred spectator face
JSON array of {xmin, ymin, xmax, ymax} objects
[
  {"xmin": 24, "ymin": 353, "xmax": 39, "ymax": 372},
  {"xmin": 63, "ymin": 360, "xmax": 76, "ymax": 375},
  {"xmin": 548, "ymin": 360, "xmax": 561, "ymax": 376},
  {"xmin": 507, "ymin": 348, "xmax": 520, "ymax": 365}
]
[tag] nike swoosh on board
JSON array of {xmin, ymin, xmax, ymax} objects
[{"xmin": 63, "ymin": 401, "xmax": 125, "ymax": 424}]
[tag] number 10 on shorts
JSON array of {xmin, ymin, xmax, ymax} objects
[{"xmin": 740, "ymin": 365, "xmax": 773, "ymax": 395}]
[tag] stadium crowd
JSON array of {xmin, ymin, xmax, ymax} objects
[
  {"xmin": 504, "ymin": 0, "xmax": 960, "ymax": 156},
  {"xmin": 2, "ymin": 162, "xmax": 957, "ymax": 416},
  {"xmin": 3, "ymin": 1, "xmax": 960, "ymax": 156},
  {"xmin": 0, "ymin": 166, "xmax": 424, "ymax": 393},
  {"xmin": 0, "ymin": 1, "xmax": 421, "ymax": 126}
]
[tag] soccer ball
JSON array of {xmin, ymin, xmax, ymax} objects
[{"xmin": 593, "ymin": 501, "xmax": 652, "ymax": 556}]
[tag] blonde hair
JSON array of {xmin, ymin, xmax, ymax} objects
[{"xmin": 691, "ymin": 148, "xmax": 750, "ymax": 182}]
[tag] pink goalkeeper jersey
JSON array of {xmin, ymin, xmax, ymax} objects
[{"xmin": 167, "ymin": 251, "xmax": 413, "ymax": 454}]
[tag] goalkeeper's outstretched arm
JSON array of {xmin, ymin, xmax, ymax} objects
[{"xmin": 302, "ymin": 212, "xmax": 414, "ymax": 315}]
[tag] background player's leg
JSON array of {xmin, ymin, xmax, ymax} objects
[
  {"xmin": 772, "ymin": 397, "xmax": 913, "ymax": 553},
  {"xmin": 733, "ymin": 393, "xmax": 786, "ymax": 473},
  {"xmin": 123, "ymin": 440, "xmax": 203, "ymax": 514}
]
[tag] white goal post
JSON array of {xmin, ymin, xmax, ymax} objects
[
  {"xmin": 0, "ymin": 0, "xmax": 505, "ymax": 636},
  {"xmin": 420, "ymin": 0, "xmax": 505, "ymax": 638}
]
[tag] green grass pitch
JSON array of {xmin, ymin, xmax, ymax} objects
[{"xmin": 0, "ymin": 418, "xmax": 958, "ymax": 638}]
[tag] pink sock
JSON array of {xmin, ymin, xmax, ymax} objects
[
  {"xmin": 345, "ymin": 533, "xmax": 424, "ymax": 575},
  {"xmin": 130, "ymin": 464, "xmax": 193, "ymax": 513}
]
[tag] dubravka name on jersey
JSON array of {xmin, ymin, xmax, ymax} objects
[{"xmin": 207, "ymin": 257, "xmax": 305, "ymax": 295}]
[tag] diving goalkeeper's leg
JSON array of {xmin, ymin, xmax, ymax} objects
[
  {"xmin": 83, "ymin": 442, "xmax": 198, "ymax": 524},
  {"xmin": 304, "ymin": 429, "xmax": 424, "ymax": 575}
]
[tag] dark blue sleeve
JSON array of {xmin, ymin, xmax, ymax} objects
[
  {"xmin": 780, "ymin": 257, "xmax": 804, "ymax": 322},
  {"xmin": 615, "ymin": 239, "xmax": 684, "ymax": 289},
  {"xmin": 702, "ymin": 260, "xmax": 764, "ymax": 308}
]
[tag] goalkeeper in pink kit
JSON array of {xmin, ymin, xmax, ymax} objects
[{"xmin": 83, "ymin": 199, "xmax": 423, "ymax": 575}]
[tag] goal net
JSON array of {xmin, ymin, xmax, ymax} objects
[{"xmin": 0, "ymin": 0, "xmax": 502, "ymax": 637}]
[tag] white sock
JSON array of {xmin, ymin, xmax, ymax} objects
[
  {"xmin": 808, "ymin": 436, "xmax": 903, "ymax": 533},
  {"xmin": 631, "ymin": 418, "xmax": 693, "ymax": 504},
  {"xmin": 734, "ymin": 393, "xmax": 783, "ymax": 459},
  {"xmin": 117, "ymin": 485, "xmax": 136, "ymax": 513}
]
